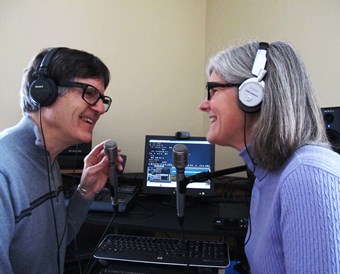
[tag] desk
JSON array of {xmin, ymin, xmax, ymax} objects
[
  {"xmin": 88, "ymin": 195, "xmax": 219, "ymax": 234},
  {"xmin": 65, "ymin": 194, "xmax": 249, "ymax": 273},
  {"xmin": 62, "ymin": 171, "xmax": 251, "ymax": 273}
]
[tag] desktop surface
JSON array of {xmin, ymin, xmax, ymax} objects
[
  {"xmin": 64, "ymin": 173, "xmax": 251, "ymax": 273},
  {"xmin": 86, "ymin": 194, "xmax": 219, "ymax": 234}
]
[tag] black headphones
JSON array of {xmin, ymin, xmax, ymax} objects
[
  {"xmin": 238, "ymin": 42, "xmax": 269, "ymax": 113},
  {"xmin": 29, "ymin": 47, "xmax": 61, "ymax": 107}
]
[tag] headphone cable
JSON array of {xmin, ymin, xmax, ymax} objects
[
  {"xmin": 243, "ymin": 112, "xmax": 253, "ymax": 247},
  {"xmin": 39, "ymin": 108, "xmax": 62, "ymax": 274}
]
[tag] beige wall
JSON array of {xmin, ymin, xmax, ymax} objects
[
  {"xmin": 1, "ymin": 0, "xmax": 340, "ymax": 173},
  {"xmin": 205, "ymin": 0, "xmax": 340, "ymax": 170},
  {"xmin": 0, "ymin": 0, "xmax": 207, "ymax": 172}
]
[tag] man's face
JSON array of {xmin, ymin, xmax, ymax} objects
[{"xmin": 43, "ymin": 77, "xmax": 107, "ymax": 149}]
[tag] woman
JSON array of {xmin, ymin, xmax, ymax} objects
[{"xmin": 199, "ymin": 40, "xmax": 340, "ymax": 273}]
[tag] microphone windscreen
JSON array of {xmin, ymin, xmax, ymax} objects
[
  {"xmin": 104, "ymin": 140, "xmax": 118, "ymax": 164},
  {"xmin": 104, "ymin": 140, "xmax": 117, "ymax": 149},
  {"xmin": 172, "ymin": 144, "xmax": 188, "ymax": 168}
]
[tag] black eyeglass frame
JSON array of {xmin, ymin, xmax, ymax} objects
[
  {"xmin": 58, "ymin": 81, "xmax": 112, "ymax": 112},
  {"xmin": 206, "ymin": 82, "xmax": 241, "ymax": 100}
]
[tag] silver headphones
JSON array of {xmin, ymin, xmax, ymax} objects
[{"xmin": 238, "ymin": 42, "xmax": 269, "ymax": 113}]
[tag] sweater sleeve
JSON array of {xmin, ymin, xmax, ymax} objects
[
  {"xmin": 280, "ymin": 164, "xmax": 340, "ymax": 274},
  {"xmin": 65, "ymin": 187, "xmax": 93, "ymax": 244},
  {"xmin": 0, "ymin": 172, "xmax": 15, "ymax": 273}
]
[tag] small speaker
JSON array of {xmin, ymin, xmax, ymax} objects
[
  {"xmin": 214, "ymin": 203, "xmax": 249, "ymax": 231},
  {"xmin": 321, "ymin": 107, "xmax": 340, "ymax": 153}
]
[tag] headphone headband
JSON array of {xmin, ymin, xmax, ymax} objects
[
  {"xmin": 251, "ymin": 42, "xmax": 269, "ymax": 77},
  {"xmin": 36, "ymin": 47, "xmax": 61, "ymax": 78}
]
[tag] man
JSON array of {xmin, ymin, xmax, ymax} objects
[{"xmin": 0, "ymin": 47, "xmax": 123, "ymax": 273}]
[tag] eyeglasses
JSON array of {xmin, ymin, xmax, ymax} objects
[
  {"xmin": 58, "ymin": 81, "xmax": 112, "ymax": 112},
  {"xmin": 206, "ymin": 82, "xmax": 240, "ymax": 100}
]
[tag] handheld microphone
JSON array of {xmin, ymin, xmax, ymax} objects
[
  {"xmin": 104, "ymin": 140, "xmax": 119, "ymax": 211},
  {"xmin": 172, "ymin": 143, "xmax": 188, "ymax": 226}
]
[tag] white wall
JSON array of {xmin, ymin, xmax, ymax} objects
[
  {"xmin": 205, "ymin": 0, "xmax": 340, "ymax": 170},
  {"xmin": 1, "ymin": 0, "xmax": 340, "ymax": 173},
  {"xmin": 0, "ymin": 0, "xmax": 207, "ymax": 172}
]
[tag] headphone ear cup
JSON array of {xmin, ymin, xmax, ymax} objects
[
  {"xmin": 29, "ymin": 77, "xmax": 58, "ymax": 107},
  {"xmin": 29, "ymin": 47, "xmax": 61, "ymax": 108},
  {"xmin": 238, "ymin": 78, "xmax": 264, "ymax": 113}
]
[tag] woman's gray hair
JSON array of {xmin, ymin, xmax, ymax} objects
[{"xmin": 207, "ymin": 40, "xmax": 330, "ymax": 171}]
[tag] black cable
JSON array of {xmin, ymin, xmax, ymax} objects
[
  {"xmin": 65, "ymin": 145, "xmax": 84, "ymax": 274},
  {"xmin": 178, "ymin": 222, "xmax": 190, "ymax": 269},
  {"xmin": 243, "ymin": 112, "xmax": 253, "ymax": 247},
  {"xmin": 83, "ymin": 212, "xmax": 117, "ymax": 274},
  {"xmin": 39, "ymin": 108, "xmax": 61, "ymax": 274},
  {"xmin": 243, "ymin": 112, "xmax": 256, "ymax": 174}
]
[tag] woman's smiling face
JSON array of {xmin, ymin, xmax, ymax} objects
[{"xmin": 199, "ymin": 70, "xmax": 251, "ymax": 150}]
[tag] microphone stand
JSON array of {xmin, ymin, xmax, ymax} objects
[{"xmin": 178, "ymin": 165, "xmax": 247, "ymax": 194}]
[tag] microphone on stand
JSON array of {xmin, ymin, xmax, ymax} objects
[
  {"xmin": 172, "ymin": 143, "xmax": 188, "ymax": 226},
  {"xmin": 104, "ymin": 140, "xmax": 119, "ymax": 212}
]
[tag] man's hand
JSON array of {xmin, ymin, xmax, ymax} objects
[{"xmin": 78, "ymin": 140, "xmax": 124, "ymax": 200}]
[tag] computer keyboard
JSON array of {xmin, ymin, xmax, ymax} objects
[{"xmin": 94, "ymin": 234, "xmax": 230, "ymax": 268}]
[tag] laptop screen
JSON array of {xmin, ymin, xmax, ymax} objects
[{"xmin": 143, "ymin": 135, "xmax": 215, "ymax": 196}]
